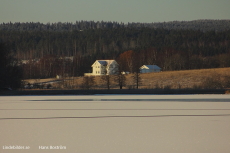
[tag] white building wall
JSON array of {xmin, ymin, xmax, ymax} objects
[
  {"xmin": 85, "ymin": 60, "xmax": 118, "ymax": 76},
  {"xmin": 92, "ymin": 65, "xmax": 104, "ymax": 75}
]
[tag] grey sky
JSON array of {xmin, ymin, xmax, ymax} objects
[{"xmin": 0, "ymin": 0, "xmax": 229, "ymax": 23}]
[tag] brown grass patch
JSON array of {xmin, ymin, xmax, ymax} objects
[{"xmin": 25, "ymin": 67, "xmax": 230, "ymax": 90}]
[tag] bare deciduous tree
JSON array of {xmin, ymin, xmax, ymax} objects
[
  {"xmin": 114, "ymin": 73, "xmax": 126, "ymax": 89},
  {"xmin": 81, "ymin": 76, "xmax": 95, "ymax": 90},
  {"xmin": 132, "ymin": 72, "xmax": 141, "ymax": 89},
  {"xmin": 100, "ymin": 75, "xmax": 113, "ymax": 90}
]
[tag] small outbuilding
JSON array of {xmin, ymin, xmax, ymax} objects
[{"xmin": 140, "ymin": 65, "xmax": 161, "ymax": 73}]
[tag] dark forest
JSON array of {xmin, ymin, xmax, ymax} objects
[{"xmin": 0, "ymin": 20, "xmax": 230, "ymax": 79}]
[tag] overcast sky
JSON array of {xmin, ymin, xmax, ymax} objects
[{"xmin": 0, "ymin": 0, "xmax": 229, "ymax": 23}]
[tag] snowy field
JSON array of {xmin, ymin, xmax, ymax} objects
[{"xmin": 1, "ymin": 94, "xmax": 230, "ymax": 153}]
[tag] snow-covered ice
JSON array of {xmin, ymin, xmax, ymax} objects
[{"xmin": 1, "ymin": 94, "xmax": 230, "ymax": 153}]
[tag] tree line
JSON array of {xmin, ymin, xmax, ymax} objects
[{"xmin": 1, "ymin": 20, "xmax": 230, "ymax": 32}]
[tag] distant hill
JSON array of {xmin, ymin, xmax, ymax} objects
[
  {"xmin": 1, "ymin": 20, "xmax": 230, "ymax": 79},
  {"xmin": 1, "ymin": 20, "xmax": 230, "ymax": 32}
]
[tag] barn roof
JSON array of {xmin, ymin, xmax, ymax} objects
[{"xmin": 141, "ymin": 65, "xmax": 161, "ymax": 70}]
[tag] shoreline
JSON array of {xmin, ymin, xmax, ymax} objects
[{"xmin": 0, "ymin": 89, "xmax": 228, "ymax": 96}]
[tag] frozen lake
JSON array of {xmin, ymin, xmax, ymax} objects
[{"xmin": 1, "ymin": 94, "xmax": 230, "ymax": 153}]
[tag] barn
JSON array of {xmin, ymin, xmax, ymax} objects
[{"xmin": 140, "ymin": 65, "xmax": 161, "ymax": 73}]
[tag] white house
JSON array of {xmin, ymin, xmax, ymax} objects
[
  {"xmin": 84, "ymin": 60, "xmax": 119, "ymax": 76},
  {"xmin": 140, "ymin": 65, "xmax": 161, "ymax": 73}
]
